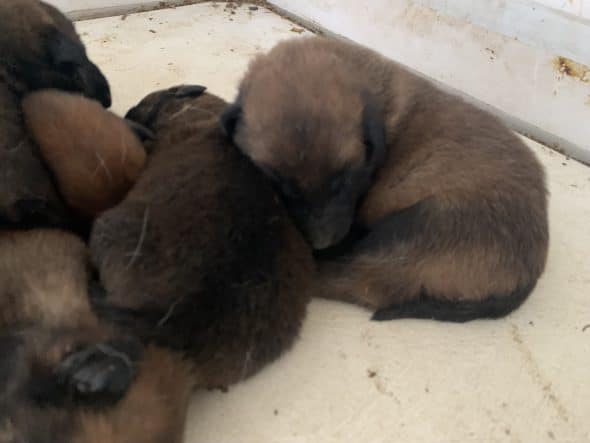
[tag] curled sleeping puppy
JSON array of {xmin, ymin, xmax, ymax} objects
[
  {"xmin": 90, "ymin": 85, "xmax": 314, "ymax": 390},
  {"xmin": 221, "ymin": 36, "xmax": 549, "ymax": 323},
  {"xmin": 0, "ymin": 0, "xmax": 111, "ymax": 229},
  {"xmin": 0, "ymin": 229, "xmax": 193, "ymax": 443},
  {"xmin": 22, "ymin": 89, "xmax": 148, "ymax": 219}
]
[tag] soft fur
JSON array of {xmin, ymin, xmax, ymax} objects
[
  {"xmin": 222, "ymin": 36, "xmax": 549, "ymax": 322},
  {"xmin": 22, "ymin": 89, "xmax": 147, "ymax": 218},
  {"xmin": 90, "ymin": 85, "xmax": 314, "ymax": 389}
]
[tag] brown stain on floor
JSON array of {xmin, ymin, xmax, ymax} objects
[
  {"xmin": 554, "ymin": 57, "xmax": 590, "ymax": 83},
  {"xmin": 510, "ymin": 324, "xmax": 570, "ymax": 424}
]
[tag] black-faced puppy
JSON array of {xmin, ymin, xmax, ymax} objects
[
  {"xmin": 0, "ymin": 229, "xmax": 192, "ymax": 443},
  {"xmin": 22, "ymin": 89, "xmax": 147, "ymax": 219},
  {"xmin": 90, "ymin": 85, "xmax": 314, "ymax": 390},
  {"xmin": 221, "ymin": 36, "xmax": 549, "ymax": 323},
  {"xmin": 0, "ymin": 0, "xmax": 111, "ymax": 228}
]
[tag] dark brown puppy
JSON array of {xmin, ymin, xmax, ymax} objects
[
  {"xmin": 0, "ymin": 229, "xmax": 192, "ymax": 443},
  {"xmin": 90, "ymin": 85, "xmax": 314, "ymax": 390},
  {"xmin": 22, "ymin": 89, "xmax": 147, "ymax": 219},
  {"xmin": 0, "ymin": 0, "xmax": 111, "ymax": 229},
  {"xmin": 221, "ymin": 36, "xmax": 549, "ymax": 323}
]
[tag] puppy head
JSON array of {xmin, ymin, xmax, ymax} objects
[
  {"xmin": 221, "ymin": 39, "xmax": 386, "ymax": 250},
  {"xmin": 0, "ymin": 0, "xmax": 111, "ymax": 107}
]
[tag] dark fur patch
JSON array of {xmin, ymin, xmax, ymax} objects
[
  {"xmin": 125, "ymin": 119, "xmax": 156, "ymax": 142},
  {"xmin": 355, "ymin": 200, "xmax": 430, "ymax": 253},
  {"xmin": 371, "ymin": 283, "xmax": 535, "ymax": 323},
  {"xmin": 48, "ymin": 32, "xmax": 87, "ymax": 72},
  {"xmin": 0, "ymin": 333, "xmax": 24, "ymax": 400},
  {"xmin": 313, "ymin": 223, "xmax": 369, "ymax": 260},
  {"xmin": 219, "ymin": 103, "xmax": 242, "ymax": 138},
  {"xmin": 361, "ymin": 93, "xmax": 386, "ymax": 164}
]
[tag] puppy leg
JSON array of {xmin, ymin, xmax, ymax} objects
[{"xmin": 314, "ymin": 202, "xmax": 426, "ymax": 310}]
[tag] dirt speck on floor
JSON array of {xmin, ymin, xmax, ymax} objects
[{"xmin": 367, "ymin": 369, "xmax": 377, "ymax": 378}]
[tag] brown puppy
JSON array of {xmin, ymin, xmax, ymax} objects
[
  {"xmin": 1, "ymin": 334, "xmax": 193, "ymax": 443},
  {"xmin": 0, "ymin": 0, "xmax": 111, "ymax": 228},
  {"xmin": 91, "ymin": 85, "xmax": 314, "ymax": 390},
  {"xmin": 0, "ymin": 229, "xmax": 192, "ymax": 443},
  {"xmin": 22, "ymin": 90, "xmax": 147, "ymax": 219},
  {"xmin": 0, "ymin": 230, "xmax": 144, "ymax": 403},
  {"xmin": 221, "ymin": 36, "xmax": 549, "ymax": 322}
]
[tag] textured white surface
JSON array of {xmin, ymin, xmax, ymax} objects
[{"xmin": 76, "ymin": 3, "xmax": 590, "ymax": 442}]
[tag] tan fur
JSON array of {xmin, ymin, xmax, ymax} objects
[
  {"xmin": 22, "ymin": 90, "xmax": 146, "ymax": 218},
  {"xmin": 0, "ymin": 229, "xmax": 95, "ymax": 331},
  {"xmin": 230, "ymin": 36, "xmax": 549, "ymax": 321}
]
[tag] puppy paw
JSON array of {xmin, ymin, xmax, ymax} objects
[{"xmin": 55, "ymin": 336, "xmax": 143, "ymax": 405}]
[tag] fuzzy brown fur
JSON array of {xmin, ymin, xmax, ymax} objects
[
  {"xmin": 90, "ymin": 85, "xmax": 314, "ymax": 389},
  {"xmin": 222, "ymin": 36, "xmax": 549, "ymax": 322},
  {"xmin": 22, "ymin": 90, "xmax": 147, "ymax": 219},
  {"xmin": 0, "ymin": 229, "xmax": 193, "ymax": 443},
  {"xmin": 0, "ymin": 0, "xmax": 110, "ymax": 229}
]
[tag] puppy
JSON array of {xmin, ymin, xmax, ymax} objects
[
  {"xmin": 221, "ymin": 36, "xmax": 549, "ymax": 322},
  {"xmin": 22, "ymin": 89, "xmax": 148, "ymax": 219},
  {"xmin": 90, "ymin": 85, "xmax": 314, "ymax": 390},
  {"xmin": 0, "ymin": 229, "xmax": 143, "ymax": 401},
  {"xmin": 0, "ymin": 0, "xmax": 111, "ymax": 229},
  {"xmin": 0, "ymin": 229, "xmax": 192, "ymax": 443}
]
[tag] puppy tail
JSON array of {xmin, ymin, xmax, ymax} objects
[{"xmin": 371, "ymin": 284, "xmax": 535, "ymax": 323}]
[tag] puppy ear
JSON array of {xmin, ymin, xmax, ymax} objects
[
  {"xmin": 173, "ymin": 85, "xmax": 207, "ymax": 98},
  {"xmin": 220, "ymin": 103, "xmax": 242, "ymax": 138},
  {"xmin": 362, "ymin": 93, "xmax": 386, "ymax": 164}
]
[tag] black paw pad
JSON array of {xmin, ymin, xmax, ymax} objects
[{"xmin": 55, "ymin": 337, "xmax": 143, "ymax": 405}]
